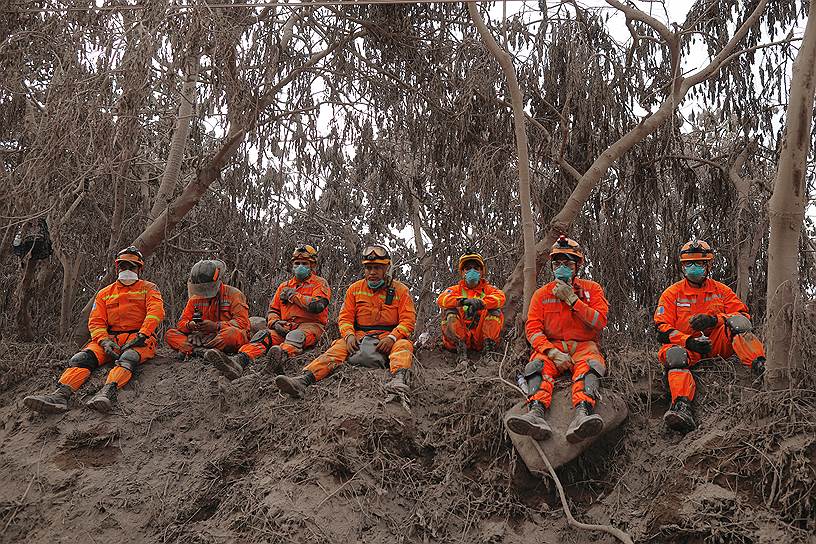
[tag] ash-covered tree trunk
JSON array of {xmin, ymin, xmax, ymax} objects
[
  {"xmin": 765, "ymin": 2, "xmax": 816, "ymax": 389},
  {"xmin": 468, "ymin": 2, "xmax": 537, "ymax": 315}
]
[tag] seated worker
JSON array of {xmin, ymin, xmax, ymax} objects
[
  {"xmin": 23, "ymin": 246, "xmax": 164, "ymax": 413},
  {"xmin": 275, "ymin": 244, "xmax": 415, "ymax": 399},
  {"xmin": 210, "ymin": 245, "xmax": 330, "ymax": 379},
  {"xmin": 655, "ymin": 239, "xmax": 766, "ymax": 432},
  {"xmin": 437, "ymin": 250, "xmax": 505, "ymax": 364},
  {"xmin": 506, "ymin": 236, "xmax": 609, "ymax": 443},
  {"xmin": 165, "ymin": 259, "xmax": 249, "ymax": 359}
]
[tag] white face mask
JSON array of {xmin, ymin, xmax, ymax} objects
[{"xmin": 118, "ymin": 270, "xmax": 139, "ymax": 285}]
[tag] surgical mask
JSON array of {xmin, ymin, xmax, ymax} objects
[
  {"xmin": 464, "ymin": 269, "xmax": 481, "ymax": 286},
  {"xmin": 293, "ymin": 264, "xmax": 310, "ymax": 280},
  {"xmin": 554, "ymin": 265, "xmax": 574, "ymax": 283},
  {"xmin": 684, "ymin": 264, "xmax": 706, "ymax": 283},
  {"xmin": 118, "ymin": 270, "xmax": 138, "ymax": 285},
  {"xmin": 367, "ymin": 279, "xmax": 385, "ymax": 290}
]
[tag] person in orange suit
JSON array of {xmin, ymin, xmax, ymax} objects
[
  {"xmin": 210, "ymin": 245, "xmax": 331, "ymax": 380},
  {"xmin": 506, "ymin": 236, "xmax": 608, "ymax": 444},
  {"xmin": 164, "ymin": 259, "xmax": 249, "ymax": 359},
  {"xmin": 655, "ymin": 239, "xmax": 766, "ymax": 432},
  {"xmin": 276, "ymin": 244, "xmax": 415, "ymax": 399},
  {"xmin": 437, "ymin": 250, "xmax": 505, "ymax": 364},
  {"xmin": 24, "ymin": 246, "xmax": 165, "ymax": 413}
]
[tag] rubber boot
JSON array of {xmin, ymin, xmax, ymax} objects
[
  {"xmin": 208, "ymin": 350, "xmax": 248, "ymax": 381},
  {"xmin": 275, "ymin": 371, "xmax": 316, "ymax": 398},
  {"xmin": 565, "ymin": 401, "xmax": 605, "ymax": 444},
  {"xmin": 267, "ymin": 346, "xmax": 290, "ymax": 374},
  {"xmin": 23, "ymin": 384, "xmax": 73, "ymax": 414},
  {"xmin": 86, "ymin": 383, "xmax": 118, "ymax": 413},
  {"xmin": 386, "ymin": 368, "xmax": 409, "ymax": 394},
  {"xmin": 505, "ymin": 400, "xmax": 552, "ymax": 441},
  {"xmin": 663, "ymin": 398, "xmax": 696, "ymax": 432}
]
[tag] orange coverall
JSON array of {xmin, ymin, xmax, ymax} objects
[
  {"xmin": 305, "ymin": 279, "xmax": 416, "ymax": 380},
  {"xmin": 240, "ymin": 274, "xmax": 331, "ymax": 360},
  {"xmin": 60, "ymin": 279, "xmax": 165, "ymax": 390},
  {"xmin": 437, "ymin": 279, "xmax": 505, "ymax": 350},
  {"xmin": 654, "ymin": 278, "xmax": 765, "ymax": 403},
  {"xmin": 526, "ymin": 278, "xmax": 609, "ymax": 408},
  {"xmin": 165, "ymin": 284, "xmax": 250, "ymax": 355}
]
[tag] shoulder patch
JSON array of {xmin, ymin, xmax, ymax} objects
[{"xmin": 656, "ymin": 306, "xmax": 665, "ymax": 315}]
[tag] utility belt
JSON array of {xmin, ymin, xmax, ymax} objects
[{"xmin": 354, "ymin": 321, "xmax": 397, "ymax": 333}]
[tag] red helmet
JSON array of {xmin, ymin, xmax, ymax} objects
[
  {"xmin": 679, "ymin": 239, "xmax": 714, "ymax": 262},
  {"xmin": 549, "ymin": 236, "xmax": 584, "ymax": 266}
]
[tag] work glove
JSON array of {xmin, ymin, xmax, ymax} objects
[
  {"xmin": 553, "ymin": 280, "xmax": 579, "ymax": 306},
  {"xmin": 376, "ymin": 334, "xmax": 396, "ymax": 354},
  {"xmin": 546, "ymin": 348, "xmax": 573, "ymax": 372},
  {"xmin": 345, "ymin": 334, "xmax": 359, "ymax": 353},
  {"xmin": 463, "ymin": 298, "xmax": 485, "ymax": 311},
  {"xmin": 685, "ymin": 336, "xmax": 712, "ymax": 355},
  {"xmin": 198, "ymin": 319, "xmax": 219, "ymax": 334},
  {"xmin": 280, "ymin": 287, "xmax": 296, "ymax": 303},
  {"xmin": 121, "ymin": 333, "xmax": 148, "ymax": 351},
  {"xmin": 689, "ymin": 313, "xmax": 717, "ymax": 331},
  {"xmin": 100, "ymin": 338, "xmax": 120, "ymax": 359},
  {"xmin": 272, "ymin": 320, "xmax": 291, "ymax": 336}
]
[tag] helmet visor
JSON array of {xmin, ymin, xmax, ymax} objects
[{"xmin": 188, "ymin": 279, "xmax": 221, "ymax": 299}]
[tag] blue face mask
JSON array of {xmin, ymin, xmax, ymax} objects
[
  {"xmin": 554, "ymin": 264, "xmax": 574, "ymax": 282},
  {"xmin": 684, "ymin": 264, "xmax": 706, "ymax": 283},
  {"xmin": 367, "ymin": 279, "xmax": 385, "ymax": 290},
  {"xmin": 293, "ymin": 264, "xmax": 310, "ymax": 280},
  {"xmin": 464, "ymin": 269, "xmax": 481, "ymax": 286}
]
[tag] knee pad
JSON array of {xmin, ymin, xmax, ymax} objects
[
  {"xmin": 581, "ymin": 360, "xmax": 606, "ymax": 400},
  {"xmin": 250, "ymin": 329, "xmax": 274, "ymax": 350},
  {"xmin": 284, "ymin": 329, "xmax": 306, "ymax": 350},
  {"xmin": 725, "ymin": 314, "xmax": 753, "ymax": 335},
  {"xmin": 115, "ymin": 349, "xmax": 141, "ymax": 373},
  {"xmin": 69, "ymin": 350, "xmax": 97, "ymax": 370},
  {"xmin": 523, "ymin": 359, "xmax": 544, "ymax": 397},
  {"xmin": 665, "ymin": 346, "xmax": 689, "ymax": 370}
]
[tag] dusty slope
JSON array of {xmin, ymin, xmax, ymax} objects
[{"xmin": 0, "ymin": 340, "xmax": 813, "ymax": 544}]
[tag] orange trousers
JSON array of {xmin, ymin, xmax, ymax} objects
[
  {"xmin": 240, "ymin": 322, "xmax": 324, "ymax": 361},
  {"xmin": 165, "ymin": 326, "xmax": 248, "ymax": 355},
  {"xmin": 59, "ymin": 332, "xmax": 157, "ymax": 391},
  {"xmin": 304, "ymin": 331, "xmax": 413, "ymax": 381},
  {"xmin": 528, "ymin": 340, "xmax": 605, "ymax": 408},
  {"xmin": 440, "ymin": 309, "xmax": 503, "ymax": 351},
  {"xmin": 658, "ymin": 323, "xmax": 765, "ymax": 403}
]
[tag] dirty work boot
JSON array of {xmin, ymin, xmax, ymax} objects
[
  {"xmin": 86, "ymin": 383, "xmax": 118, "ymax": 413},
  {"xmin": 207, "ymin": 350, "xmax": 248, "ymax": 381},
  {"xmin": 565, "ymin": 401, "xmax": 604, "ymax": 444},
  {"xmin": 385, "ymin": 368, "xmax": 410, "ymax": 395},
  {"xmin": 455, "ymin": 340, "xmax": 468, "ymax": 363},
  {"xmin": 275, "ymin": 371, "xmax": 316, "ymax": 398},
  {"xmin": 23, "ymin": 384, "xmax": 73, "ymax": 414},
  {"xmin": 663, "ymin": 398, "xmax": 695, "ymax": 432},
  {"xmin": 266, "ymin": 346, "xmax": 290, "ymax": 373},
  {"xmin": 751, "ymin": 357, "xmax": 766, "ymax": 378},
  {"xmin": 505, "ymin": 400, "xmax": 552, "ymax": 441}
]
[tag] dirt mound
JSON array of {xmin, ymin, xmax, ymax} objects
[{"xmin": 1, "ymin": 342, "xmax": 814, "ymax": 543}]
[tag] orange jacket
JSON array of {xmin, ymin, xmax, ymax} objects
[
  {"xmin": 654, "ymin": 278, "xmax": 750, "ymax": 346},
  {"xmin": 526, "ymin": 278, "xmax": 608, "ymax": 354},
  {"xmin": 437, "ymin": 279, "xmax": 505, "ymax": 321},
  {"xmin": 267, "ymin": 274, "xmax": 331, "ymax": 327},
  {"xmin": 88, "ymin": 279, "xmax": 165, "ymax": 342},
  {"xmin": 176, "ymin": 284, "xmax": 250, "ymax": 334},
  {"xmin": 338, "ymin": 279, "xmax": 416, "ymax": 340}
]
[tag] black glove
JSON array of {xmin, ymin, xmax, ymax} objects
[
  {"xmin": 121, "ymin": 333, "xmax": 147, "ymax": 351},
  {"xmin": 100, "ymin": 338, "xmax": 120, "ymax": 359},
  {"xmin": 685, "ymin": 336, "xmax": 712, "ymax": 355},
  {"xmin": 689, "ymin": 313, "xmax": 717, "ymax": 331},
  {"xmin": 464, "ymin": 298, "xmax": 485, "ymax": 311}
]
